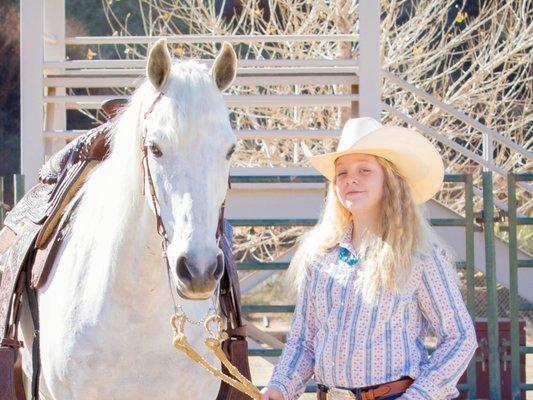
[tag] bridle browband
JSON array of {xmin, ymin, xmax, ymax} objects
[{"xmin": 140, "ymin": 91, "xmax": 231, "ymax": 317}]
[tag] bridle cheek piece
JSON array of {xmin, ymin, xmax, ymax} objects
[{"xmin": 139, "ymin": 91, "xmax": 230, "ymax": 312}]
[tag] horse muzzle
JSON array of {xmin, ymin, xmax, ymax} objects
[{"xmin": 175, "ymin": 250, "xmax": 224, "ymax": 299}]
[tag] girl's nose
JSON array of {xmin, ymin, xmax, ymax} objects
[{"xmin": 348, "ymin": 174, "xmax": 359, "ymax": 184}]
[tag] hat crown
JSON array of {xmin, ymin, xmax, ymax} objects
[{"xmin": 337, "ymin": 117, "xmax": 383, "ymax": 152}]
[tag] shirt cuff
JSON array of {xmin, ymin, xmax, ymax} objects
[{"xmin": 267, "ymin": 378, "xmax": 293, "ymax": 400}]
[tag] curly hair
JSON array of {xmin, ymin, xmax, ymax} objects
[{"xmin": 287, "ymin": 155, "xmax": 442, "ymax": 304}]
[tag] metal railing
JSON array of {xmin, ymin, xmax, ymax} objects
[
  {"xmin": 381, "ymin": 71, "xmax": 533, "ymax": 216},
  {"xmin": 2, "ymin": 170, "xmax": 531, "ymax": 396},
  {"xmin": 507, "ymin": 172, "xmax": 533, "ymax": 399},
  {"xmin": 0, "ymin": 175, "xmax": 25, "ymax": 228}
]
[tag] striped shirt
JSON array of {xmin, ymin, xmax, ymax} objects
[{"xmin": 268, "ymin": 224, "xmax": 478, "ymax": 400}]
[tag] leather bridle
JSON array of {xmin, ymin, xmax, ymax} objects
[{"xmin": 140, "ymin": 92, "xmax": 230, "ymax": 315}]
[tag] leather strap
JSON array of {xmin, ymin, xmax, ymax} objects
[
  {"xmin": 25, "ymin": 267, "xmax": 41, "ymax": 400},
  {"xmin": 0, "ymin": 338, "xmax": 23, "ymax": 349},
  {"xmin": 317, "ymin": 377, "xmax": 413, "ymax": 400},
  {"xmin": 218, "ymin": 222, "xmax": 244, "ymax": 332},
  {"xmin": 360, "ymin": 378, "xmax": 412, "ymax": 400},
  {"xmin": 225, "ymin": 325, "xmax": 246, "ymax": 338}
]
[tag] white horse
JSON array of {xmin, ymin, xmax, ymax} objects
[{"xmin": 18, "ymin": 38, "xmax": 238, "ymax": 399}]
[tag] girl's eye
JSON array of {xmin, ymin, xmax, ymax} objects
[
  {"xmin": 337, "ymin": 172, "xmax": 347, "ymax": 177},
  {"xmin": 361, "ymin": 169, "xmax": 370, "ymax": 173},
  {"xmin": 148, "ymin": 143, "xmax": 163, "ymax": 158}
]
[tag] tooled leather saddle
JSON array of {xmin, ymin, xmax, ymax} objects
[{"xmin": 0, "ymin": 99, "xmax": 252, "ymax": 400}]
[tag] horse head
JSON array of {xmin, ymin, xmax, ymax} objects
[{"xmin": 141, "ymin": 38, "xmax": 237, "ymax": 300}]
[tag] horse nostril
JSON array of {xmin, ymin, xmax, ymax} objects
[{"xmin": 175, "ymin": 255, "xmax": 192, "ymax": 283}]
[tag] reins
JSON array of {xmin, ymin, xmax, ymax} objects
[{"xmin": 140, "ymin": 92, "xmax": 261, "ymax": 400}]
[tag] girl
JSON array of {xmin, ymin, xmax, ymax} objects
[{"xmin": 260, "ymin": 118, "xmax": 478, "ymax": 400}]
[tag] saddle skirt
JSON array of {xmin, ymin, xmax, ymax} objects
[
  {"xmin": 0, "ymin": 182, "xmax": 78, "ymax": 338},
  {"xmin": 3, "ymin": 184, "xmax": 52, "ymax": 232}
]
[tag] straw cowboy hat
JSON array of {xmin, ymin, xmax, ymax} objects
[{"xmin": 302, "ymin": 117, "xmax": 444, "ymax": 204}]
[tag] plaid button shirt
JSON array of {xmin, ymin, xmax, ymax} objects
[{"xmin": 268, "ymin": 224, "xmax": 478, "ymax": 400}]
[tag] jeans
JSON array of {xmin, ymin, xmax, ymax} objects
[{"xmin": 379, "ymin": 394, "xmax": 403, "ymax": 400}]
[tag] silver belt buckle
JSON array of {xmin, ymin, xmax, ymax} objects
[{"xmin": 326, "ymin": 387, "xmax": 357, "ymax": 400}]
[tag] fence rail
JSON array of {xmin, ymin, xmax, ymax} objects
[{"xmin": 63, "ymin": 34, "xmax": 360, "ymax": 45}]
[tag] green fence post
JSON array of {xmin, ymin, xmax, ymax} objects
[
  {"xmin": 465, "ymin": 173, "xmax": 476, "ymax": 399},
  {"xmin": 13, "ymin": 174, "xmax": 25, "ymax": 205},
  {"xmin": 507, "ymin": 173, "xmax": 520, "ymax": 399},
  {"xmin": 483, "ymin": 171, "xmax": 501, "ymax": 399}
]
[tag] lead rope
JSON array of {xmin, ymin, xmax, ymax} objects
[
  {"xmin": 141, "ymin": 92, "xmax": 261, "ymax": 400},
  {"xmin": 171, "ymin": 313, "xmax": 261, "ymax": 400}
]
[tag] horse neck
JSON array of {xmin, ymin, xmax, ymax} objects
[{"xmin": 67, "ymin": 135, "xmax": 165, "ymax": 299}]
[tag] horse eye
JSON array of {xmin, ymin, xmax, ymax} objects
[
  {"xmin": 226, "ymin": 144, "xmax": 236, "ymax": 160},
  {"xmin": 148, "ymin": 143, "xmax": 163, "ymax": 158}
]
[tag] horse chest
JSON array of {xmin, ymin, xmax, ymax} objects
[
  {"xmin": 39, "ymin": 302, "xmax": 221, "ymax": 399},
  {"xmin": 68, "ymin": 325, "xmax": 218, "ymax": 398},
  {"xmin": 34, "ymin": 248, "xmax": 221, "ymax": 399}
]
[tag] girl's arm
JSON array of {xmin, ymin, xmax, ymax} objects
[
  {"xmin": 402, "ymin": 245, "xmax": 478, "ymax": 400},
  {"xmin": 267, "ymin": 265, "xmax": 317, "ymax": 400}
]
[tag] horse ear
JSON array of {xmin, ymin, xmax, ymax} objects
[
  {"xmin": 210, "ymin": 42, "xmax": 237, "ymax": 92},
  {"xmin": 147, "ymin": 38, "xmax": 172, "ymax": 91}
]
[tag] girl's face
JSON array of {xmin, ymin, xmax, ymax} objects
[{"xmin": 334, "ymin": 153, "xmax": 385, "ymax": 215}]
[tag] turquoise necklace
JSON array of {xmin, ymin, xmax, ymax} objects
[{"xmin": 339, "ymin": 246, "xmax": 360, "ymax": 266}]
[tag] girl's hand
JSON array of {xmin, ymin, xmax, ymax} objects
[{"xmin": 260, "ymin": 386, "xmax": 284, "ymax": 400}]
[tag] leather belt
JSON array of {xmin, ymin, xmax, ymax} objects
[{"xmin": 317, "ymin": 377, "xmax": 413, "ymax": 400}]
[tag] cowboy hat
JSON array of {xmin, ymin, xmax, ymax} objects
[{"xmin": 301, "ymin": 117, "xmax": 444, "ymax": 204}]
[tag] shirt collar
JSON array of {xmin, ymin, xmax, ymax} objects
[{"xmin": 338, "ymin": 223, "xmax": 357, "ymax": 257}]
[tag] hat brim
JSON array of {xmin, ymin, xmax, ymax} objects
[{"xmin": 302, "ymin": 126, "xmax": 444, "ymax": 204}]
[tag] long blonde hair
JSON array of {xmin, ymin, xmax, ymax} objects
[{"xmin": 287, "ymin": 155, "xmax": 442, "ymax": 304}]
